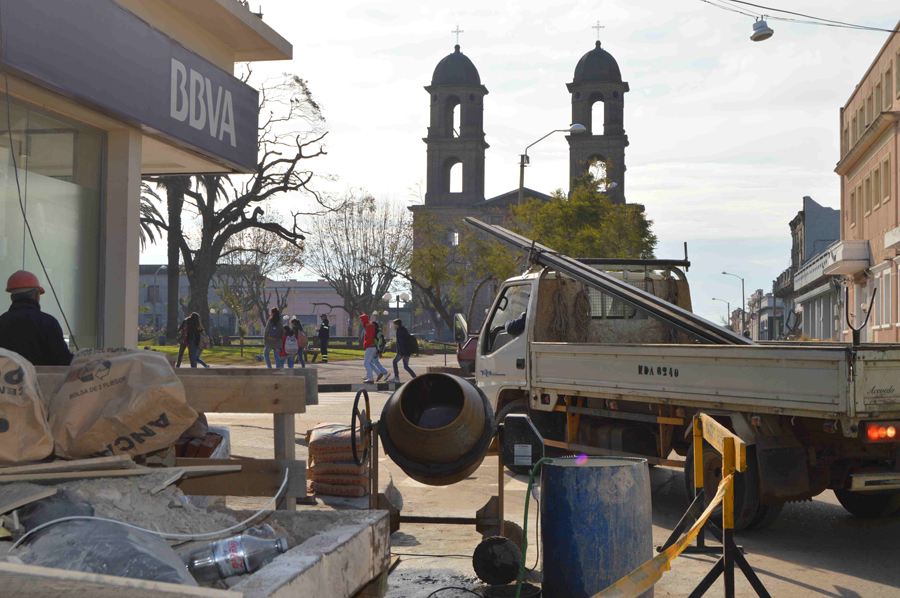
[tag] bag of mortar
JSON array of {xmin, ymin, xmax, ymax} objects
[
  {"xmin": 0, "ymin": 348, "xmax": 54, "ymax": 464},
  {"xmin": 49, "ymin": 348, "xmax": 198, "ymax": 459}
]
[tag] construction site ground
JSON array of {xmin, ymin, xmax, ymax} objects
[{"xmin": 209, "ymin": 389, "xmax": 900, "ymax": 598}]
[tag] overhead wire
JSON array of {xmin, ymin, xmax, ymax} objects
[
  {"xmin": 720, "ymin": 0, "xmax": 900, "ymax": 33},
  {"xmin": 699, "ymin": 0, "xmax": 900, "ymax": 35},
  {"xmin": 3, "ymin": 72, "xmax": 78, "ymax": 350}
]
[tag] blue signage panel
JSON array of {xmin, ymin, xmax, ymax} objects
[{"xmin": 0, "ymin": 0, "xmax": 259, "ymax": 172}]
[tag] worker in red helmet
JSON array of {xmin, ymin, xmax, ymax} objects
[{"xmin": 0, "ymin": 270, "xmax": 73, "ymax": 366}]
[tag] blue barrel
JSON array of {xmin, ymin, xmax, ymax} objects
[{"xmin": 541, "ymin": 457, "xmax": 652, "ymax": 598}]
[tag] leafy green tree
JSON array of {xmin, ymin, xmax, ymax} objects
[{"xmin": 510, "ymin": 165, "xmax": 657, "ymax": 259}]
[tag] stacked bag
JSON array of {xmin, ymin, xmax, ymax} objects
[
  {"xmin": 307, "ymin": 423, "xmax": 369, "ymax": 498},
  {"xmin": 0, "ymin": 347, "xmax": 197, "ymax": 464}
]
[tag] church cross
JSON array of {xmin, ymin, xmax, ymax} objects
[
  {"xmin": 452, "ymin": 25, "xmax": 464, "ymax": 45},
  {"xmin": 593, "ymin": 20, "xmax": 605, "ymax": 41}
]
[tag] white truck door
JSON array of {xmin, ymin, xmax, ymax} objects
[{"xmin": 477, "ymin": 283, "xmax": 531, "ymax": 407}]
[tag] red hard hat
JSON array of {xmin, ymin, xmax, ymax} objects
[{"xmin": 6, "ymin": 270, "xmax": 45, "ymax": 294}]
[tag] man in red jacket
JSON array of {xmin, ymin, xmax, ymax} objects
[{"xmin": 360, "ymin": 314, "xmax": 388, "ymax": 383}]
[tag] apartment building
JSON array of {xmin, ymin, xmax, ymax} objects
[{"xmin": 827, "ymin": 21, "xmax": 900, "ymax": 342}]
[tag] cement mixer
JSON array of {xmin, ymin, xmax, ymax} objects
[{"xmin": 351, "ymin": 373, "xmax": 496, "ymax": 486}]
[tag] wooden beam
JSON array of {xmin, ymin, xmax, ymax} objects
[
  {"xmin": 699, "ymin": 413, "xmax": 747, "ymax": 472},
  {"xmin": 0, "ymin": 561, "xmax": 241, "ymax": 598},
  {"xmin": 274, "ymin": 414, "xmax": 297, "ymax": 510},
  {"xmin": 35, "ymin": 370, "xmax": 306, "ymax": 415},
  {"xmin": 175, "ymin": 459, "xmax": 306, "ymax": 499},
  {"xmin": 0, "ymin": 456, "xmax": 135, "ymax": 476},
  {"xmin": 0, "ymin": 486, "xmax": 57, "ymax": 516},
  {"xmin": 0, "ymin": 465, "xmax": 240, "ymax": 485}
]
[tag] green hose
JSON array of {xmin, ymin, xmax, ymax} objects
[{"xmin": 514, "ymin": 457, "xmax": 554, "ymax": 598}]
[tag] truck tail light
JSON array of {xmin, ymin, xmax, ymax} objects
[{"xmin": 864, "ymin": 422, "xmax": 900, "ymax": 443}]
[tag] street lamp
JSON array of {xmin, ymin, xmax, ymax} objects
[
  {"xmin": 722, "ymin": 272, "xmax": 746, "ymax": 332},
  {"xmin": 518, "ymin": 124, "xmax": 587, "ymax": 205},
  {"xmin": 152, "ymin": 265, "xmax": 166, "ymax": 331},
  {"xmin": 711, "ymin": 297, "xmax": 730, "ymax": 325}
]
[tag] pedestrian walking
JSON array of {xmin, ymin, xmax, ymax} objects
[
  {"xmin": 175, "ymin": 316, "xmax": 189, "ymax": 367},
  {"xmin": 391, "ymin": 319, "xmax": 417, "ymax": 382},
  {"xmin": 318, "ymin": 314, "xmax": 330, "ymax": 363},
  {"xmin": 280, "ymin": 325, "xmax": 301, "ymax": 369},
  {"xmin": 361, "ymin": 314, "xmax": 388, "ymax": 383},
  {"xmin": 264, "ymin": 308, "xmax": 284, "ymax": 369},
  {"xmin": 185, "ymin": 312, "xmax": 209, "ymax": 368},
  {"xmin": 291, "ymin": 318, "xmax": 307, "ymax": 368},
  {"xmin": 0, "ymin": 270, "xmax": 73, "ymax": 366}
]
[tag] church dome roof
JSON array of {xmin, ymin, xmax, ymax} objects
[
  {"xmin": 573, "ymin": 41, "xmax": 622, "ymax": 84},
  {"xmin": 431, "ymin": 45, "xmax": 481, "ymax": 86}
]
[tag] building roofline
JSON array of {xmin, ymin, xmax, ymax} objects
[{"xmin": 842, "ymin": 18, "xmax": 900, "ymax": 110}]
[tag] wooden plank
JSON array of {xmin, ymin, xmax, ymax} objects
[
  {"xmin": 542, "ymin": 439, "xmax": 685, "ymax": 468},
  {"xmin": 175, "ymin": 459, "xmax": 306, "ymax": 499},
  {"xmin": 34, "ymin": 371, "xmax": 307, "ymax": 415},
  {"xmin": 699, "ymin": 413, "xmax": 747, "ymax": 472},
  {"xmin": 0, "ymin": 456, "xmax": 135, "ymax": 476},
  {"xmin": 0, "ymin": 561, "xmax": 241, "ymax": 598},
  {"xmin": 0, "ymin": 485, "xmax": 57, "ymax": 515},
  {"xmin": 0, "ymin": 465, "xmax": 240, "ymax": 485}
]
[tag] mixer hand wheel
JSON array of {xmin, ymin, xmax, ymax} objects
[{"xmin": 351, "ymin": 389, "xmax": 372, "ymax": 467}]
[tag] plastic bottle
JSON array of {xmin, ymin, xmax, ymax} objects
[{"xmin": 186, "ymin": 529, "xmax": 289, "ymax": 581}]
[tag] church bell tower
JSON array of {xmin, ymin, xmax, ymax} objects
[
  {"xmin": 566, "ymin": 41, "xmax": 629, "ymax": 203},
  {"xmin": 423, "ymin": 44, "xmax": 488, "ymax": 206}
]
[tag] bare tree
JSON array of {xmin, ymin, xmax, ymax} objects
[
  {"xmin": 143, "ymin": 73, "xmax": 333, "ymax": 329},
  {"xmin": 305, "ymin": 194, "xmax": 412, "ymax": 333}
]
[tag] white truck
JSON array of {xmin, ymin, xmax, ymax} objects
[{"xmin": 458, "ymin": 219, "xmax": 900, "ymax": 530}]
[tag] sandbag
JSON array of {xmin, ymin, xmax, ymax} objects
[
  {"xmin": 307, "ymin": 423, "xmax": 364, "ymax": 456},
  {"xmin": 49, "ymin": 348, "xmax": 197, "ymax": 459},
  {"xmin": 311, "ymin": 481, "xmax": 368, "ymax": 498},
  {"xmin": 310, "ymin": 461, "xmax": 367, "ymax": 476},
  {"xmin": 0, "ymin": 349, "xmax": 54, "ymax": 464}
]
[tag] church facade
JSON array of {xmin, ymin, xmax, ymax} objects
[{"xmin": 410, "ymin": 40, "xmax": 630, "ymax": 335}]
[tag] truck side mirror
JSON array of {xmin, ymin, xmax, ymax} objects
[{"xmin": 453, "ymin": 313, "xmax": 469, "ymax": 344}]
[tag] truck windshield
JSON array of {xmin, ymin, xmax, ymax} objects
[{"xmin": 483, "ymin": 285, "xmax": 530, "ymax": 354}]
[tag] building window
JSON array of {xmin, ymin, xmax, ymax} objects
[
  {"xmin": 851, "ymin": 117, "xmax": 858, "ymax": 145},
  {"xmin": 885, "ymin": 271, "xmax": 892, "ymax": 326},
  {"xmin": 874, "ymin": 278, "xmax": 881, "ymax": 327},
  {"xmin": 0, "ymin": 97, "xmax": 103, "ymax": 349},
  {"xmin": 857, "ymin": 183, "xmax": 863, "ymax": 222},
  {"xmin": 884, "ymin": 156, "xmax": 892, "ymax": 203},
  {"xmin": 874, "ymin": 166, "xmax": 881, "ymax": 209},
  {"xmin": 850, "ymin": 190, "xmax": 856, "ymax": 227},
  {"xmin": 866, "ymin": 93, "xmax": 874, "ymax": 125},
  {"xmin": 886, "ymin": 66, "xmax": 894, "ymax": 109},
  {"xmin": 858, "ymin": 107, "xmax": 865, "ymax": 134},
  {"xmin": 843, "ymin": 126, "xmax": 850, "ymax": 155},
  {"xmin": 865, "ymin": 176, "xmax": 873, "ymax": 214},
  {"xmin": 876, "ymin": 82, "xmax": 884, "ymax": 114},
  {"xmin": 897, "ymin": 52, "xmax": 900, "ymax": 97}
]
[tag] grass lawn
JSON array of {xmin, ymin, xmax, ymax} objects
[{"xmin": 139, "ymin": 339, "xmax": 395, "ymax": 366}]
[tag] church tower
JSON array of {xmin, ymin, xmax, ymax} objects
[
  {"xmin": 566, "ymin": 41, "xmax": 629, "ymax": 203},
  {"xmin": 423, "ymin": 45, "xmax": 488, "ymax": 206}
]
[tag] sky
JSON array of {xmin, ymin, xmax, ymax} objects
[{"xmin": 139, "ymin": 0, "xmax": 899, "ymax": 324}]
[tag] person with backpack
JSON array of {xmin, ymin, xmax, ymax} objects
[
  {"xmin": 391, "ymin": 319, "xmax": 417, "ymax": 382},
  {"xmin": 175, "ymin": 316, "xmax": 190, "ymax": 367},
  {"xmin": 290, "ymin": 318, "xmax": 307, "ymax": 368},
  {"xmin": 360, "ymin": 314, "xmax": 388, "ymax": 383},
  {"xmin": 318, "ymin": 314, "xmax": 330, "ymax": 364},
  {"xmin": 280, "ymin": 324, "xmax": 301, "ymax": 369},
  {"xmin": 264, "ymin": 308, "xmax": 284, "ymax": 369},
  {"xmin": 185, "ymin": 312, "xmax": 209, "ymax": 369}
]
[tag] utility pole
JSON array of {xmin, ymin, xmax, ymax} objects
[{"xmin": 722, "ymin": 272, "xmax": 746, "ymax": 333}]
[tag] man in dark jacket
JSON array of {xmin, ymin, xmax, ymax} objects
[
  {"xmin": 0, "ymin": 270, "xmax": 73, "ymax": 366},
  {"xmin": 391, "ymin": 319, "xmax": 416, "ymax": 382},
  {"xmin": 318, "ymin": 314, "xmax": 330, "ymax": 363}
]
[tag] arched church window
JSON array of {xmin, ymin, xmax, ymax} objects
[
  {"xmin": 452, "ymin": 104, "xmax": 460, "ymax": 137},
  {"xmin": 449, "ymin": 162, "xmax": 463, "ymax": 192},
  {"xmin": 592, "ymin": 100, "xmax": 605, "ymax": 135}
]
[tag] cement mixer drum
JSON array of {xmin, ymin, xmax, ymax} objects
[{"xmin": 379, "ymin": 373, "xmax": 496, "ymax": 486}]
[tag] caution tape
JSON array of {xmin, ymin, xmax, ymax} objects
[{"xmin": 591, "ymin": 474, "xmax": 733, "ymax": 598}]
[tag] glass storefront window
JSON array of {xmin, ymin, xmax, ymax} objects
[{"xmin": 0, "ymin": 97, "xmax": 104, "ymax": 349}]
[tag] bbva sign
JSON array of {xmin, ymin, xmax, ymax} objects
[{"xmin": 170, "ymin": 58, "xmax": 237, "ymax": 148}]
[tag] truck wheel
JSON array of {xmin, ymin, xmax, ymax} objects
[
  {"xmin": 746, "ymin": 503, "xmax": 783, "ymax": 530},
  {"xmin": 684, "ymin": 441, "xmax": 760, "ymax": 532},
  {"xmin": 496, "ymin": 400, "xmax": 530, "ymax": 475},
  {"xmin": 834, "ymin": 490, "xmax": 900, "ymax": 518}
]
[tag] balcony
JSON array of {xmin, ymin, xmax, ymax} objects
[
  {"xmin": 795, "ymin": 247, "xmax": 833, "ymax": 290},
  {"xmin": 822, "ymin": 240, "xmax": 869, "ymax": 276},
  {"xmin": 774, "ymin": 267, "xmax": 793, "ymax": 296}
]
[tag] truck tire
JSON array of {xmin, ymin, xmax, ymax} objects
[
  {"xmin": 496, "ymin": 400, "xmax": 530, "ymax": 475},
  {"xmin": 684, "ymin": 441, "xmax": 761, "ymax": 532},
  {"xmin": 746, "ymin": 502, "xmax": 783, "ymax": 530},
  {"xmin": 834, "ymin": 490, "xmax": 900, "ymax": 518}
]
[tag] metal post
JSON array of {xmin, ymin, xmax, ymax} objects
[
  {"xmin": 693, "ymin": 417, "xmax": 706, "ymax": 548},
  {"xmin": 741, "ymin": 279, "xmax": 746, "ymax": 334},
  {"xmin": 498, "ymin": 425, "xmax": 505, "ymax": 537},
  {"xmin": 518, "ymin": 154, "xmax": 526, "ymax": 205}
]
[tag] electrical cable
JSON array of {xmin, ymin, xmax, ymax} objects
[
  {"xmin": 424, "ymin": 588, "xmax": 482, "ymax": 598},
  {"xmin": 720, "ymin": 0, "xmax": 900, "ymax": 33},
  {"xmin": 11, "ymin": 469, "xmax": 290, "ymax": 551},
  {"xmin": 699, "ymin": 0, "xmax": 900, "ymax": 34},
  {"xmin": 390, "ymin": 552, "xmax": 472, "ymax": 559},
  {"xmin": 527, "ymin": 490, "xmax": 540, "ymax": 572},
  {"xmin": 513, "ymin": 457, "xmax": 554, "ymax": 598},
  {"xmin": 3, "ymin": 72, "xmax": 79, "ymax": 350}
]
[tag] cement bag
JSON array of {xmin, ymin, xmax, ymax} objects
[
  {"xmin": 311, "ymin": 481, "xmax": 368, "ymax": 498},
  {"xmin": 0, "ymin": 348, "xmax": 54, "ymax": 464},
  {"xmin": 307, "ymin": 423, "xmax": 364, "ymax": 456},
  {"xmin": 49, "ymin": 348, "xmax": 198, "ymax": 459}
]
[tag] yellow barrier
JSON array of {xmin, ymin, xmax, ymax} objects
[{"xmin": 593, "ymin": 475, "xmax": 732, "ymax": 598}]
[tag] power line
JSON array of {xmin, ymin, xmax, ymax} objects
[
  {"xmin": 699, "ymin": 0, "xmax": 756, "ymax": 19},
  {"xmin": 717, "ymin": 0, "xmax": 900, "ymax": 34}
]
